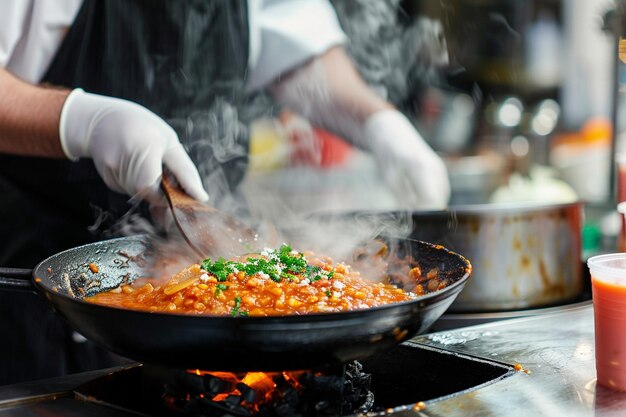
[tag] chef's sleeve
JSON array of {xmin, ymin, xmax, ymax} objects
[
  {"xmin": 0, "ymin": 1, "xmax": 32, "ymax": 68},
  {"xmin": 246, "ymin": 0, "xmax": 347, "ymax": 91},
  {"xmin": 0, "ymin": 0, "xmax": 82, "ymax": 83}
]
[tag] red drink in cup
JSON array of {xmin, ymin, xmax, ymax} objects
[{"xmin": 588, "ymin": 253, "xmax": 626, "ymax": 391}]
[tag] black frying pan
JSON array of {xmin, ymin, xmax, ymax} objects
[{"xmin": 0, "ymin": 235, "xmax": 471, "ymax": 371}]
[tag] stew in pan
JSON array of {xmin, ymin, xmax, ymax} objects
[{"xmin": 85, "ymin": 243, "xmax": 430, "ymax": 316}]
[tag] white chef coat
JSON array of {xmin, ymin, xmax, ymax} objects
[{"xmin": 0, "ymin": 0, "xmax": 346, "ymax": 89}]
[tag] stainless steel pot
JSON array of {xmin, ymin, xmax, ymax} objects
[{"xmin": 407, "ymin": 201, "xmax": 584, "ymax": 312}]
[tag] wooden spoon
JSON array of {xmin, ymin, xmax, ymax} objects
[{"xmin": 160, "ymin": 176, "xmax": 258, "ymax": 260}]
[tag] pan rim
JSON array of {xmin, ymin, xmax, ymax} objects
[{"xmin": 33, "ymin": 235, "xmax": 472, "ymax": 322}]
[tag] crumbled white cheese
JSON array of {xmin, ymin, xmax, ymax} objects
[
  {"xmin": 299, "ymin": 279, "xmax": 310, "ymax": 286},
  {"xmin": 259, "ymin": 272, "xmax": 270, "ymax": 280},
  {"xmin": 332, "ymin": 291, "xmax": 341, "ymax": 298},
  {"xmin": 332, "ymin": 280, "xmax": 345, "ymax": 290},
  {"xmin": 200, "ymin": 273, "xmax": 209, "ymax": 282}
]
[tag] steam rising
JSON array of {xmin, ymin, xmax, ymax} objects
[
  {"xmin": 107, "ymin": 1, "xmax": 449, "ymax": 274},
  {"xmin": 172, "ymin": 98, "xmax": 258, "ymax": 216}
]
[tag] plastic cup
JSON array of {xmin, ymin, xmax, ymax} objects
[{"xmin": 588, "ymin": 253, "xmax": 626, "ymax": 391}]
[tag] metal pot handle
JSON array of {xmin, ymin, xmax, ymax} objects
[{"xmin": 0, "ymin": 268, "xmax": 35, "ymax": 292}]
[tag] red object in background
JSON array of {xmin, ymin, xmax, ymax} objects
[
  {"xmin": 289, "ymin": 127, "xmax": 354, "ymax": 168},
  {"xmin": 312, "ymin": 128, "xmax": 353, "ymax": 167},
  {"xmin": 280, "ymin": 110, "xmax": 354, "ymax": 168}
]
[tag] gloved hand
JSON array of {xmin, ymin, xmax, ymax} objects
[
  {"xmin": 363, "ymin": 109, "xmax": 450, "ymax": 209},
  {"xmin": 59, "ymin": 89, "xmax": 209, "ymax": 204}
]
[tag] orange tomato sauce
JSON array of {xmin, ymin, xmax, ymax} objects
[{"xmin": 85, "ymin": 250, "xmax": 415, "ymax": 316}]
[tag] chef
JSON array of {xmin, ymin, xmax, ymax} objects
[{"xmin": 0, "ymin": 0, "xmax": 449, "ymax": 383}]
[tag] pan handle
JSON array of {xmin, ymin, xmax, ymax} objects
[{"xmin": 0, "ymin": 268, "xmax": 35, "ymax": 292}]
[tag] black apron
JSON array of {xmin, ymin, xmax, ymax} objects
[{"xmin": 0, "ymin": 0, "xmax": 257, "ymax": 384}]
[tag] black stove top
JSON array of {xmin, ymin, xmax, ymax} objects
[{"xmin": 0, "ymin": 342, "xmax": 514, "ymax": 416}]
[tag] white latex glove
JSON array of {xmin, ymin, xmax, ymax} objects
[
  {"xmin": 363, "ymin": 110, "xmax": 450, "ymax": 209},
  {"xmin": 59, "ymin": 89, "xmax": 209, "ymax": 204}
]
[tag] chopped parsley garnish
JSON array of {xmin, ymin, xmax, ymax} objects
[
  {"xmin": 280, "ymin": 271, "xmax": 297, "ymax": 281},
  {"xmin": 214, "ymin": 283, "xmax": 229, "ymax": 298},
  {"xmin": 279, "ymin": 244, "xmax": 307, "ymax": 274},
  {"xmin": 201, "ymin": 259, "xmax": 212, "ymax": 271},
  {"xmin": 325, "ymin": 289, "xmax": 333, "ymax": 298},
  {"xmin": 200, "ymin": 245, "xmax": 335, "ymax": 285},
  {"xmin": 230, "ymin": 296, "xmax": 247, "ymax": 317},
  {"xmin": 201, "ymin": 257, "xmax": 233, "ymax": 282},
  {"xmin": 244, "ymin": 258, "xmax": 280, "ymax": 282},
  {"xmin": 306, "ymin": 265, "xmax": 322, "ymax": 279}
]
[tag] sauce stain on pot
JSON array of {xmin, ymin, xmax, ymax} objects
[
  {"xmin": 519, "ymin": 255, "xmax": 532, "ymax": 272},
  {"xmin": 539, "ymin": 259, "xmax": 567, "ymax": 298}
]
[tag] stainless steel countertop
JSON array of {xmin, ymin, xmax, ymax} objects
[{"xmin": 399, "ymin": 302, "xmax": 626, "ymax": 417}]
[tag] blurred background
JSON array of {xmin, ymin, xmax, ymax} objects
[{"xmin": 241, "ymin": 0, "xmax": 623, "ymax": 259}]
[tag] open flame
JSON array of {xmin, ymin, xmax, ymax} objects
[
  {"xmin": 187, "ymin": 369, "xmax": 308, "ymax": 413},
  {"xmin": 162, "ymin": 362, "xmax": 373, "ymax": 416}
]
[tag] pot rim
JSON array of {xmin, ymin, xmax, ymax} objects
[{"xmin": 441, "ymin": 200, "xmax": 583, "ymax": 215}]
